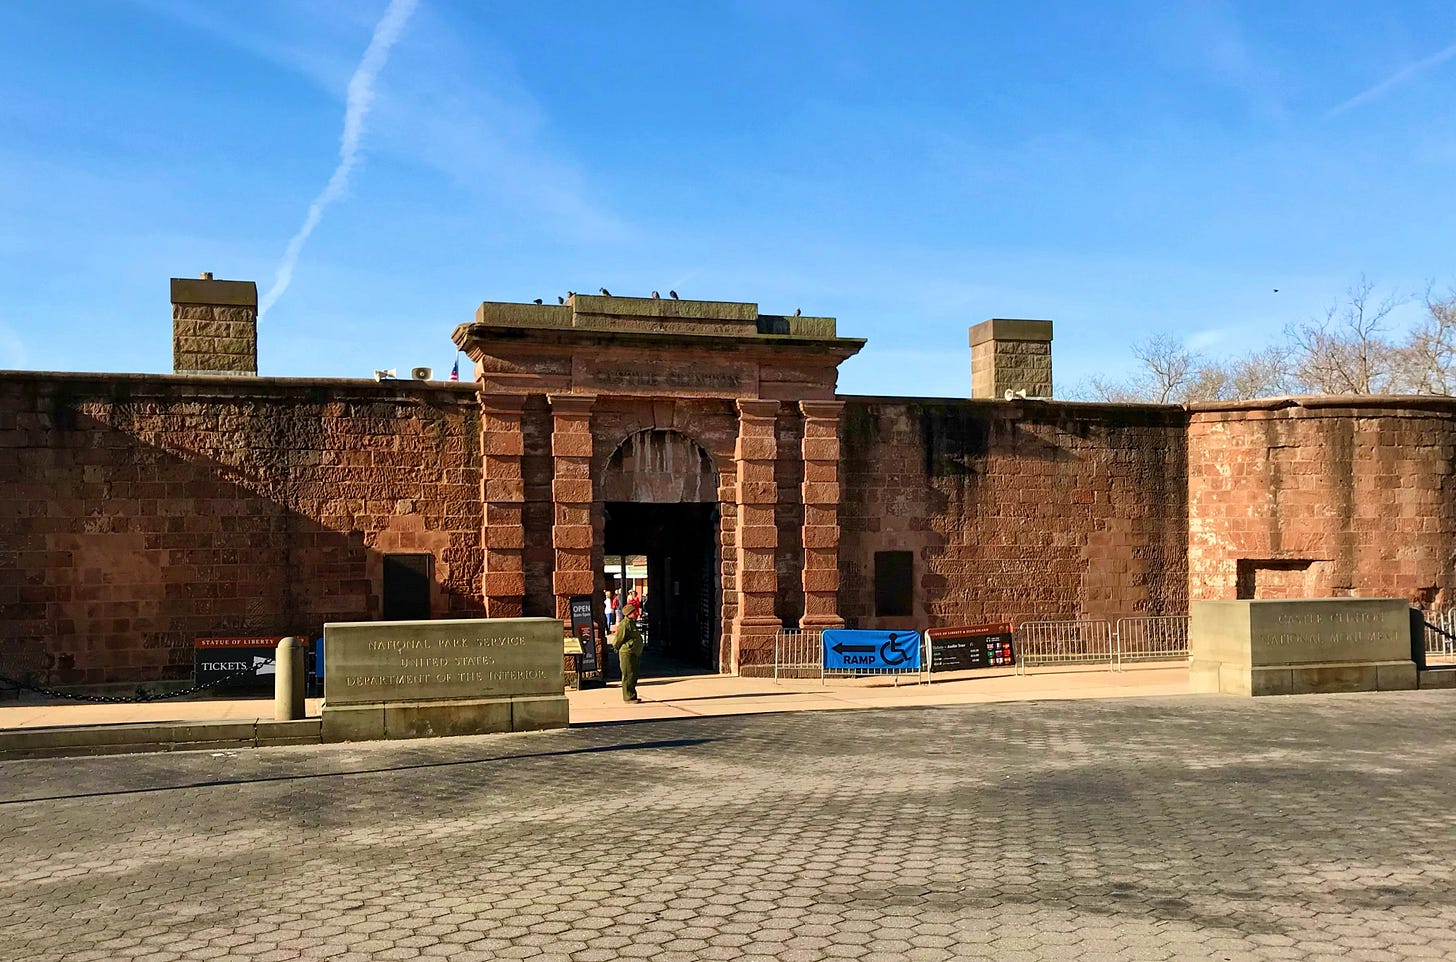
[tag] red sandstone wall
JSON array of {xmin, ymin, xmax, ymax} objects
[
  {"xmin": 839, "ymin": 398, "xmax": 1189, "ymax": 629},
  {"xmin": 1187, "ymin": 397, "xmax": 1456, "ymax": 605},
  {"xmin": 0, "ymin": 374, "xmax": 484, "ymax": 686}
]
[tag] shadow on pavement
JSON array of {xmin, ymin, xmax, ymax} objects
[{"xmin": 0, "ymin": 736, "xmax": 715, "ymax": 806}]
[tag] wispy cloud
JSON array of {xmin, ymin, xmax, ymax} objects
[
  {"xmin": 1326, "ymin": 41, "xmax": 1456, "ymax": 118},
  {"xmin": 259, "ymin": 0, "xmax": 419, "ymax": 317}
]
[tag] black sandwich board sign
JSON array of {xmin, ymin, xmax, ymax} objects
[
  {"xmin": 568, "ymin": 595, "xmax": 599, "ymax": 674},
  {"xmin": 925, "ymin": 623, "xmax": 1016, "ymax": 672},
  {"xmin": 194, "ymin": 636, "xmax": 283, "ymax": 694}
]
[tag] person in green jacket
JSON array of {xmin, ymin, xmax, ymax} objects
[{"xmin": 613, "ymin": 597, "xmax": 645, "ymax": 703}]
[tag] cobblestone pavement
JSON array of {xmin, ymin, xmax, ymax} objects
[{"xmin": 2, "ymin": 691, "xmax": 1455, "ymax": 962}]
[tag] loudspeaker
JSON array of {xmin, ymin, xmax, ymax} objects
[{"xmin": 410, "ymin": 367, "xmax": 432, "ymax": 381}]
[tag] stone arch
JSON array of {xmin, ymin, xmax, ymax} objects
[{"xmin": 600, "ymin": 429, "xmax": 719, "ymax": 503}]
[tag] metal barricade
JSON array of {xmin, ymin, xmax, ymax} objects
[
  {"xmin": 773, "ymin": 629, "xmax": 824, "ymax": 682},
  {"xmin": 771, "ymin": 629, "xmax": 928, "ymax": 684},
  {"xmin": 1014, "ymin": 620, "xmax": 1114, "ymax": 674},
  {"xmin": 1113, "ymin": 615, "xmax": 1190, "ymax": 669},
  {"xmin": 1423, "ymin": 608, "xmax": 1456, "ymax": 666}
]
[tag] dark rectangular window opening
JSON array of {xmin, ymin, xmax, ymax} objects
[
  {"xmin": 874, "ymin": 550, "xmax": 914, "ymax": 617},
  {"xmin": 383, "ymin": 553, "xmax": 433, "ymax": 621}
]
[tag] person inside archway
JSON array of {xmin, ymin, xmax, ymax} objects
[{"xmin": 612, "ymin": 596, "xmax": 645, "ymax": 703}]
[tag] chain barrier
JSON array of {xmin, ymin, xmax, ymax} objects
[
  {"xmin": 1424, "ymin": 618, "xmax": 1456, "ymax": 643},
  {"xmin": 0, "ymin": 659, "xmax": 275, "ymax": 704}
]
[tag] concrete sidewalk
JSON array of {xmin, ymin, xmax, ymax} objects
[{"xmin": 0, "ymin": 664, "xmax": 1190, "ymax": 733}]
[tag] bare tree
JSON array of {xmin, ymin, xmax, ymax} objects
[
  {"xmin": 1084, "ymin": 333, "xmax": 1200, "ymax": 403},
  {"xmin": 1285, "ymin": 276, "xmax": 1404, "ymax": 394},
  {"xmin": 1398, "ymin": 288, "xmax": 1456, "ymax": 396},
  {"xmin": 1075, "ymin": 276, "xmax": 1456, "ymax": 403},
  {"xmin": 1222, "ymin": 343, "xmax": 1296, "ymax": 399}
]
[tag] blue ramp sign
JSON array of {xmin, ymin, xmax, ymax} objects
[{"xmin": 822, "ymin": 629, "xmax": 922, "ymax": 671}]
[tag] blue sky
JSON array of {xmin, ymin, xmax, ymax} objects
[{"xmin": 2, "ymin": 1, "xmax": 1454, "ymax": 397}]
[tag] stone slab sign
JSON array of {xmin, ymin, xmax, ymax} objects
[
  {"xmin": 1191, "ymin": 598, "xmax": 1417, "ymax": 696},
  {"xmin": 321, "ymin": 617, "xmax": 568, "ymax": 742}
]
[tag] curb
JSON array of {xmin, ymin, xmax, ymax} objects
[{"xmin": 0, "ymin": 718, "xmax": 322, "ymax": 761}]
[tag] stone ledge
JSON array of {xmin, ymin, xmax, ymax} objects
[{"xmin": 0, "ymin": 717, "xmax": 322, "ymax": 761}]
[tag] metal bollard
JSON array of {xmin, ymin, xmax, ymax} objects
[{"xmin": 275, "ymin": 636, "xmax": 306, "ymax": 721}]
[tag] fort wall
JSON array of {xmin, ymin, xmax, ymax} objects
[
  {"xmin": 0, "ymin": 373, "xmax": 484, "ymax": 685},
  {"xmin": 839, "ymin": 398, "xmax": 1189, "ymax": 630},
  {"xmin": 1188, "ymin": 396, "xmax": 1456, "ymax": 607}
]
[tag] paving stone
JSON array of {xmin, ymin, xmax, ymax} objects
[{"xmin": 1, "ymin": 693, "xmax": 1455, "ymax": 960}]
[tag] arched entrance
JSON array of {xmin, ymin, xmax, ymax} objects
[{"xmin": 600, "ymin": 429, "xmax": 720, "ymax": 668}]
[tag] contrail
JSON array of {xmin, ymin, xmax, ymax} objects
[
  {"xmin": 260, "ymin": 0, "xmax": 420, "ymax": 317},
  {"xmin": 1326, "ymin": 40, "xmax": 1456, "ymax": 118}
]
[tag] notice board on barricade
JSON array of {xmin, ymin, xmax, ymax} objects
[
  {"xmin": 822, "ymin": 629, "xmax": 923, "ymax": 671},
  {"xmin": 926, "ymin": 623, "xmax": 1015, "ymax": 672},
  {"xmin": 194, "ymin": 637, "xmax": 283, "ymax": 694}
]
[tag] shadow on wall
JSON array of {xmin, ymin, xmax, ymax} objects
[
  {"xmin": 838, "ymin": 399, "xmax": 1189, "ymax": 630},
  {"xmin": 0, "ymin": 379, "xmax": 485, "ymax": 687}
]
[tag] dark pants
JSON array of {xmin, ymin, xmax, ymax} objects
[{"xmin": 618, "ymin": 639, "xmax": 642, "ymax": 701}]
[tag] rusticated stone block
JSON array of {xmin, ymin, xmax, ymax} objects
[
  {"xmin": 551, "ymin": 479, "xmax": 593, "ymax": 503},
  {"xmin": 738, "ymin": 524, "xmax": 778, "ymax": 549},
  {"xmin": 482, "ymin": 430, "xmax": 525, "ymax": 455},
  {"xmin": 801, "ymin": 482, "xmax": 840, "ymax": 504},
  {"xmin": 550, "ymin": 433, "xmax": 594, "ymax": 457},
  {"xmin": 482, "ymin": 524, "xmax": 525, "ymax": 549},
  {"xmin": 739, "ymin": 569, "xmax": 779, "ymax": 593},
  {"xmin": 482, "ymin": 571, "xmax": 526, "ymax": 596},
  {"xmin": 484, "ymin": 479, "xmax": 525, "ymax": 502},
  {"xmin": 551, "ymin": 525, "xmax": 592, "ymax": 549},
  {"xmin": 802, "ymin": 524, "xmax": 840, "ymax": 548},
  {"xmin": 802, "ymin": 438, "xmax": 840, "ymax": 461},
  {"xmin": 735, "ymin": 436, "xmax": 778, "ymax": 460},
  {"xmin": 803, "ymin": 569, "xmax": 840, "ymax": 592},
  {"xmin": 552, "ymin": 570, "xmax": 595, "ymax": 595},
  {"xmin": 737, "ymin": 480, "xmax": 778, "ymax": 504}
]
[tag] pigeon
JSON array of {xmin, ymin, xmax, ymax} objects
[
  {"xmin": 600, "ymin": 287, "xmax": 611, "ymax": 296},
  {"xmin": 566, "ymin": 291, "xmax": 576, "ymax": 299},
  {"xmin": 669, "ymin": 290, "xmax": 679, "ymax": 300},
  {"xmin": 557, "ymin": 296, "xmax": 565, "ymax": 304},
  {"xmin": 652, "ymin": 291, "xmax": 661, "ymax": 299},
  {"xmin": 794, "ymin": 308, "xmax": 801, "ymax": 317},
  {"xmin": 533, "ymin": 298, "xmax": 543, "ymax": 305}
]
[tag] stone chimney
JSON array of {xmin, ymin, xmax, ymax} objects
[
  {"xmin": 171, "ymin": 273, "xmax": 258, "ymax": 375},
  {"xmin": 969, "ymin": 318, "xmax": 1053, "ymax": 399}
]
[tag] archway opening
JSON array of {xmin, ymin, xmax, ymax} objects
[
  {"xmin": 600, "ymin": 429, "xmax": 721, "ymax": 671},
  {"xmin": 604, "ymin": 502, "xmax": 719, "ymax": 669}
]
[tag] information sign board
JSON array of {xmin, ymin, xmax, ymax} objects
[
  {"xmin": 568, "ymin": 595, "xmax": 599, "ymax": 673},
  {"xmin": 194, "ymin": 636, "xmax": 283, "ymax": 694},
  {"xmin": 822, "ymin": 629, "xmax": 922, "ymax": 671},
  {"xmin": 925, "ymin": 623, "xmax": 1016, "ymax": 672}
]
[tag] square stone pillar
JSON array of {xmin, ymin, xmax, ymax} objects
[
  {"xmin": 799, "ymin": 400, "xmax": 845, "ymax": 630},
  {"xmin": 480, "ymin": 394, "xmax": 528, "ymax": 617},
  {"xmin": 548, "ymin": 395, "xmax": 597, "ymax": 627},
  {"xmin": 732, "ymin": 398, "xmax": 783, "ymax": 669},
  {"xmin": 171, "ymin": 274, "xmax": 258, "ymax": 375},
  {"xmin": 969, "ymin": 318, "xmax": 1053, "ymax": 399}
]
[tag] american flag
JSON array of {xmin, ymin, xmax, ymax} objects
[{"xmin": 448, "ymin": 357, "xmax": 459, "ymax": 381}]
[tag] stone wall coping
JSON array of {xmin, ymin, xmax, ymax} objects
[
  {"xmin": 170, "ymin": 277, "xmax": 258, "ymax": 307},
  {"xmin": 837, "ymin": 394, "xmax": 1184, "ymax": 416},
  {"xmin": 1189, "ymin": 394, "xmax": 1456, "ymax": 416},
  {"xmin": 969, "ymin": 318, "xmax": 1054, "ymax": 346},
  {"xmin": 0, "ymin": 370, "xmax": 482, "ymax": 403},
  {"xmin": 454, "ymin": 322, "xmax": 863, "ymax": 353}
]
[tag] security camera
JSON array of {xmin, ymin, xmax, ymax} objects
[{"xmin": 410, "ymin": 367, "xmax": 432, "ymax": 381}]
